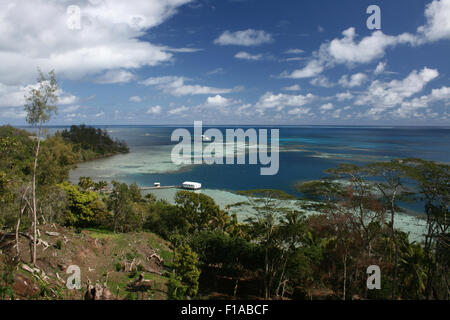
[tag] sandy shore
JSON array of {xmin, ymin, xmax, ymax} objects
[{"xmin": 144, "ymin": 187, "xmax": 427, "ymax": 243}]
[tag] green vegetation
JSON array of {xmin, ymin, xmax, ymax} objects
[
  {"xmin": 168, "ymin": 243, "xmax": 200, "ymax": 299},
  {"xmin": 0, "ymin": 255, "xmax": 17, "ymax": 300},
  {"xmin": 25, "ymin": 70, "xmax": 59, "ymax": 266},
  {"xmin": 59, "ymin": 182, "xmax": 108, "ymax": 227},
  {"xmin": 61, "ymin": 124, "xmax": 129, "ymax": 160},
  {"xmin": 0, "ymin": 85, "xmax": 448, "ymax": 301}
]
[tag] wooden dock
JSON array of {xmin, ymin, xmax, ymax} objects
[{"xmin": 140, "ymin": 185, "xmax": 181, "ymax": 190}]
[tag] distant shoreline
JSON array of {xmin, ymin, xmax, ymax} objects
[{"xmin": 12, "ymin": 124, "xmax": 450, "ymax": 129}]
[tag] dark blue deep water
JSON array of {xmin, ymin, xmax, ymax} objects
[{"xmin": 43, "ymin": 125, "xmax": 450, "ymax": 213}]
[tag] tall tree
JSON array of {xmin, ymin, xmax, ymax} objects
[
  {"xmin": 236, "ymin": 189, "xmax": 295, "ymax": 299},
  {"xmin": 175, "ymin": 190, "xmax": 229, "ymax": 233},
  {"xmin": 365, "ymin": 160, "xmax": 406, "ymax": 299},
  {"xmin": 24, "ymin": 69, "xmax": 58, "ymax": 265},
  {"xmin": 168, "ymin": 243, "xmax": 201, "ymax": 299},
  {"xmin": 402, "ymin": 159, "xmax": 449, "ymax": 299}
]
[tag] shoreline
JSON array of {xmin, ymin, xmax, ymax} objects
[{"xmin": 142, "ymin": 187, "xmax": 427, "ymax": 243}]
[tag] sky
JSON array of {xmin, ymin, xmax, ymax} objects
[{"xmin": 0, "ymin": 0, "xmax": 449, "ymax": 126}]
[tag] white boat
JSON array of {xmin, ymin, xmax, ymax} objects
[
  {"xmin": 182, "ymin": 181, "xmax": 202, "ymax": 190},
  {"xmin": 201, "ymin": 135, "xmax": 212, "ymax": 142}
]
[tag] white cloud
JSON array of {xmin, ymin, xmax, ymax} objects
[
  {"xmin": 58, "ymin": 91, "xmax": 78, "ymax": 105},
  {"xmin": 64, "ymin": 112, "xmax": 86, "ymax": 121},
  {"xmin": 205, "ymin": 95, "xmax": 232, "ymax": 107},
  {"xmin": 282, "ymin": 57, "xmax": 307, "ymax": 62},
  {"xmin": 139, "ymin": 76, "xmax": 235, "ymax": 96},
  {"xmin": 331, "ymin": 108, "xmax": 343, "ymax": 118},
  {"xmin": 282, "ymin": 84, "xmax": 301, "ymax": 91},
  {"xmin": 356, "ymin": 67, "xmax": 439, "ymax": 115},
  {"xmin": 95, "ymin": 111, "xmax": 105, "ymax": 118},
  {"xmin": 282, "ymin": 60, "xmax": 324, "ymax": 79},
  {"xmin": 206, "ymin": 68, "xmax": 225, "ymax": 76},
  {"xmin": 281, "ymin": 28, "xmax": 416, "ymax": 79},
  {"xmin": 0, "ymin": 0, "xmax": 195, "ymax": 113},
  {"xmin": 417, "ymin": 0, "xmax": 450, "ymax": 42},
  {"xmin": 168, "ymin": 105, "xmax": 189, "ymax": 115},
  {"xmin": 320, "ymin": 103, "xmax": 334, "ymax": 111},
  {"xmin": 336, "ymin": 91, "xmax": 354, "ymax": 101},
  {"xmin": 324, "ymin": 28, "xmax": 416, "ymax": 65},
  {"xmin": 236, "ymin": 103, "xmax": 252, "ymax": 116},
  {"xmin": 428, "ymin": 85, "xmax": 450, "ymax": 100},
  {"xmin": 234, "ymin": 51, "xmax": 263, "ymax": 61},
  {"xmin": 129, "ymin": 96, "xmax": 143, "ymax": 102},
  {"xmin": 0, "ymin": 0, "xmax": 192, "ymax": 86},
  {"xmin": 374, "ymin": 62, "xmax": 386, "ymax": 75},
  {"xmin": 281, "ymin": 1, "xmax": 449, "ymax": 84},
  {"xmin": 0, "ymin": 83, "xmax": 33, "ymax": 108},
  {"xmin": 61, "ymin": 105, "xmax": 80, "ymax": 113},
  {"xmin": 214, "ymin": 29, "xmax": 273, "ymax": 46},
  {"xmin": 198, "ymin": 95, "xmax": 240, "ymax": 115},
  {"xmin": 255, "ymin": 92, "xmax": 315, "ymax": 114},
  {"xmin": 0, "ymin": 109, "xmax": 27, "ymax": 119},
  {"xmin": 165, "ymin": 47, "xmax": 203, "ymax": 53},
  {"xmin": 0, "ymin": 82, "xmax": 77, "ymax": 108},
  {"xmin": 139, "ymin": 76, "xmax": 179, "ymax": 86},
  {"xmin": 95, "ymin": 70, "xmax": 136, "ymax": 84},
  {"xmin": 288, "ymin": 107, "xmax": 311, "ymax": 116},
  {"xmin": 310, "ymin": 76, "xmax": 334, "ymax": 88},
  {"xmin": 339, "ymin": 73, "xmax": 368, "ymax": 88},
  {"xmin": 395, "ymin": 85, "xmax": 450, "ymax": 118},
  {"xmin": 146, "ymin": 105, "xmax": 162, "ymax": 114},
  {"xmin": 285, "ymin": 49, "xmax": 305, "ymax": 54}
]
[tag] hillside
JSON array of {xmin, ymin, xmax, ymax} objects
[
  {"xmin": 0, "ymin": 225, "xmax": 172, "ymax": 300},
  {"xmin": 60, "ymin": 125, "xmax": 129, "ymax": 161},
  {"xmin": 1, "ymin": 123, "xmax": 449, "ymax": 300}
]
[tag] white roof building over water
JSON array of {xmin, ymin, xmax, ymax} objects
[{"xmin": 182, "ymin": 181, "xmax": 202, "ymax": 190}]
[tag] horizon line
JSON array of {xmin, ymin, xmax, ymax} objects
[{"xmin": 8, "ymin": 123, "xmax": 450, "ymax": 128}]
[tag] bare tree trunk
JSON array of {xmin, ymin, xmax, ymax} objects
[
  {"xmin": 390, "ymin": 189, "xmax": 398, "ymax": 300},
  {"xmin": 233, "ymin": 279, "xmax": 239, "ymax": 298},
  {"xmin": 343, "ymin": 253, "xmax": 347, "ymax": 301},
  {"xmin": 16, "ymin": 186, "xmax": 30, "ymax": 257},
  {"xmin": 39, "ymin": 205, "xmax": 46, "ymax": 224},
  {"xmin": 276, "ymin": 255, "xmax": 288, "ymax": 297},
  {"xmin": 264, "ymin": 246, "xmax": 269, "ymax": 300},
  {"xmin": 377, "ymin": 182, "xmax": 399, "ymax": 300},
  {"xmin": 32, "ymin": 125, "xmax": 42, "ymax": 266}
]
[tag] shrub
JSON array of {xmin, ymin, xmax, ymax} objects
[
  {"xmin": 58, "ymin": 182, "xmax": 107, "ymax": 228},
  {"xmin": 55, "ymin": 240, "xmax": 62, "ymax": 250}
]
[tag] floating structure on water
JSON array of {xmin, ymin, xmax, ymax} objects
[
  {"xmin": 140, "ymin": 181, "xmax": 202, "ymax": 190},
  {"xmin": 182, "ymin": 181, "xmax": 202, "ymax": 190},
  {"xmin": 201, "ymin": 135, "xmax": 212, "ymax": 142}
]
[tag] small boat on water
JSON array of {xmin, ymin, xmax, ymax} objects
[
  {"xmin": 202, "ymin": 135, "xmax": 212, "ymax": 142},
  {"xmin": 182, "ymin": 181, "xmax": 202, "ymax": 190}
]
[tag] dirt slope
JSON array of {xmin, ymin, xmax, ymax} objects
[{"xmin": 0, "ymin": 224, "xmax": 173, "ymax": 300}]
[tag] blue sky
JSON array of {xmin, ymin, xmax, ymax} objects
[{"xmin": 0, "ymin": 0, "xmax": 449, "ymax": 125}]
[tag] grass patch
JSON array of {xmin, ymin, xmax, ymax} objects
[
  {"xmin": 159, "ymin": 249, "xmax": 173, "ymax": 268},
  {"xmin": 84, "ymin": 228, "xmax": 122, "ymax": 240}
]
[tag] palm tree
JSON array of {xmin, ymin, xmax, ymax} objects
[{"xmin": 398, "ymin": 241, "xmax": 427, "ymax": 299}]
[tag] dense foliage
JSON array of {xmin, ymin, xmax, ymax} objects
[
  {"xmin": 60, "ymin": 125, "xmax": 129, "ymax": 160},
  {"xmin": 0, "ymin": 123, "xmax": 448, "ymax": 300},
  {"xmin": 168, "ymin": 244, "xmax": 201, "ymax": 299}
]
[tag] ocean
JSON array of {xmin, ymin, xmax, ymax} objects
[
  {"xmin": 60, "ymin": 125, "xmax": 449, "ymax": 241},
  {"xmin": 64, "ymin": 125, "xmax": 449, "ymax": 191}
]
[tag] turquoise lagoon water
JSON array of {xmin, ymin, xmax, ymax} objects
[
  {"xmin": 63, "ymin": 125, "xmax": 449, "ymax": 194},
  {"xmin": 59, "ymin": 125, "xmax": 449, "ymax": 241}
]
